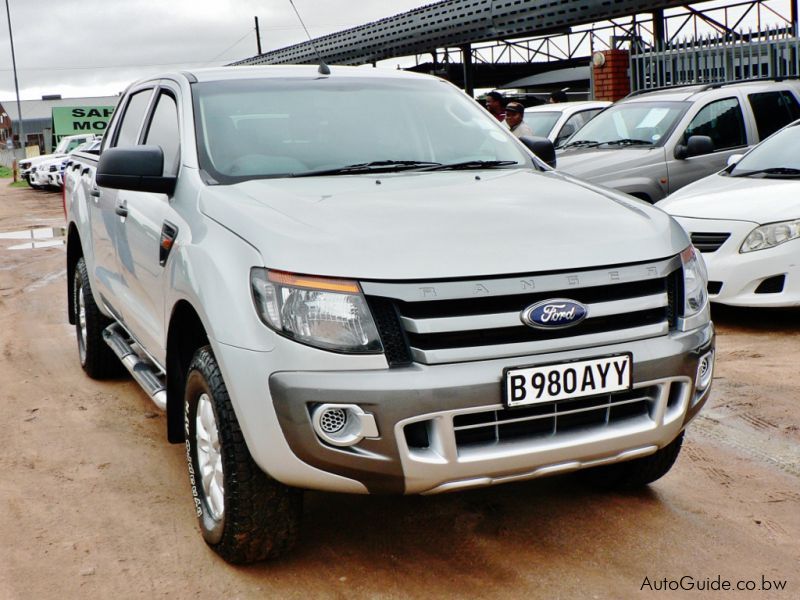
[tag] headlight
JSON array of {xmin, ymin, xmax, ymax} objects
[
  {"xmin": 250, "ymin": 268, "xmax": 383, "ymax": 354},
  {"xmin": 740, "ymin": 219, "xmax": 800, "ymax": 253},
  {"xmin": 681, "ymin": 246, "xmax": 708, "ymax": 319}
]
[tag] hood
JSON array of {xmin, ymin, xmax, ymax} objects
[
  {"xmin": 556, "ymin": 147, "xmax": 661, "ymax": 179},
  {"xmin": 657, "ymin": 172, "xmax": 800, "ymax": 224},
  {"xmin": 23, "ymin": 153, "xmax": 67, "ymax": 167},
  {"xmin": 199, "ymin": 169, "xmax": 686, "ymax": 280}
]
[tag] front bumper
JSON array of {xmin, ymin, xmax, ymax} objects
[
  {"xmin": 263, "ymin": 323, "xmax": 713, "ymax": 494},
  {"xmin": 675, "ymin": 216, "xmax": 800, "ymax": 307}
]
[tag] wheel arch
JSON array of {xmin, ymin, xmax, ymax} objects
[
  {"xmin": 166, "ymin": 299, "xmax": 209, "ymax": 443},
  {"xmin": 66, "ymin": 223, "xmax": 83, "ymax": 325}
]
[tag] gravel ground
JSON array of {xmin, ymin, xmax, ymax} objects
[{"xmin": 1, "ymin": 183, "xmax": 797, "ymax": 599}]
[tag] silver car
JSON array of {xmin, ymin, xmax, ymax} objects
[
  {"xmin": 64, "ymin": 66, "xmax": 714, "ymax": 563},
  {"xmin": 556, "ymin": 79, "xmax": 800, "ymax": 202}
]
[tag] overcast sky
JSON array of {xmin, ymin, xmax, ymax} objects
[{"xmin": 0, "ymin": 0, "xmax": 427, "ymax": 100}]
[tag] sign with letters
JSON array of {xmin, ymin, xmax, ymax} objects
[{"xmin": 52, "ymin": 106, "xmax": 116, "ymax": 138}]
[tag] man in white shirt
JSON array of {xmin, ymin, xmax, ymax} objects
[{"xmin": 504, "ymin": 102, "xmax": 534, "ymax": 139}]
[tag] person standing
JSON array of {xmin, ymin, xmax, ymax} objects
[
  {"xmin": 485, "ymin": 91, "xmax": 506, "ymax": 122},
  {"xmin": 504, "ymin": 102, "xmax": 534, "ymax": 138}
]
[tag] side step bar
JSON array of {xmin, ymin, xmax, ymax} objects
[{"xmin": 103, "ymin": 324, "xmax": 167, "ymax": 411}]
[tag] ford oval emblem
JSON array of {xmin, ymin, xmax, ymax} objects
[{"xmin": 521, "ymin": 299, "xmax": 588, "ymax": 330}]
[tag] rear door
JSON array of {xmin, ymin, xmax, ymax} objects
[
  {"xmin": 746, "ymin": 90, "xmax": 800, "ymax": 141},
  {"xmin": 666, "ymin": 96, "xmax": 749, "ymax": 193}
]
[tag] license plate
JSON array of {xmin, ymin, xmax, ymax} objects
[{"xmin": 504, "ymin": 354, "xmax": 632, "ymax": 408}]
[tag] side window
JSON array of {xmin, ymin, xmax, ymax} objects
[
  {"xmin": 144, "ymin": 93, "xmax": 180, "ymax": 176},
  {"xmin": 748, "ymin": 91, "xmax": 800, "ymax": 140},
  {"xmin": 683, "ymin": 98, "xmax": 746, "ymax": 151},
  {"xmin": 555, "ymin": 110, "xmax": 600, "ymax": 146},
  {"xmin": 114, "ymin": 90, "xmax": 153, "ymax": 148}
]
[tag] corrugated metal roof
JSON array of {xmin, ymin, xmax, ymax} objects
[{"xmin": 0, "ymin": 96, "xmax": 120, "ymax": 121}]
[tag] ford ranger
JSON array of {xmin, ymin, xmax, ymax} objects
[{"xmin": 64, "ymin": 66, "xmax": 714, "ymax": 564}]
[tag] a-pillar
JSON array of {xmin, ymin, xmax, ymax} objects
[
  {"xmin": 461, "ymin": 44, "xmax": 474, "ymax": 98},
  {"xmin": 593, "ymin": 49, "xmax": 631, "ymax": 102}
]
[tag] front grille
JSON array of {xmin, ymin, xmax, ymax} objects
[
  {"xmin": 364, "ymin": 257, "xmax": 681, "ymax": 365},
  {"xmin": 691, "ymin": 232, "xmax": 730, "ymax": 253},
  {"xmin": 707, "ymin": 281, "xmax": 723, "ymax": 295},
  {"xmin": 406, "ymin": 309, "xmax": 666, "ymax": 351},
  {"xmin": 452, "ymin": 387, "xmax": 657, "ymax": 450}
]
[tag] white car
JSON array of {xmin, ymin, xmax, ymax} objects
[
  {"xmin": 658, "ymin": 119, "xmax": 800, "ymax": 307},
  {"xmin": 30, "ymin": 140, "xmax": 100, "ymax": 189},
  {"xmin": 19, "ymin": 133, "xmax": 97, "ymax": 187},
  {"xmin": 524, "ymin": 101, "xmax": 610, "ymax": 148}
]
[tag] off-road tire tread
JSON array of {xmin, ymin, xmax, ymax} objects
[
  {"xmin": 582, "ymin": 431, "xmax": 684, "ymax": 489},
  {"xmin": 74, "ymin": 257, "xmax": 122, "ymax": 379},
  {"xmin": 187, "ymin": 346, "xmax": 302, "ymax": 564}
]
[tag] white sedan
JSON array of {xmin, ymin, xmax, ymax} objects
[
  {"xmin": 523, "ymin": 101, "xmax": 610, "ymax": 148},
  {"xmin": 657, "ymin": 120, "xmax": 800, "ymax": 307}
]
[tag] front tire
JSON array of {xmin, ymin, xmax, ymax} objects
[
  {"xmin": 581, "ymin": 431, "xmax": 684, "ymax": 489},
  {"xmin": 73, "ymin": 257, "xmax": 120, "ymax": 379},
  {"xmin": 184, "ymin": 346, "xmax": 302, "ymax": 564}
]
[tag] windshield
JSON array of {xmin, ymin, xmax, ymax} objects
[
  {"xmin": 192, "ymin": 77, "xmax": 531, "ymax": 182},
  {"xmin": 54, "ymin": 137, "xmax": 77, "ymax": 154},
  {"xmin": 729, "ymin": 121, "xmax": 800, "ymax": 177},
  {"xmin": 563, "ymin": 101, "xmax": 689, "ymax": 147},
  {"xmin": 523, "ymin": 111, "xmax": 561, "ymax": 137}
]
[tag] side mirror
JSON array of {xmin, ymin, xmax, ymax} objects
[
  {"xmin": 726, "ymin": 153, "xmax": 744, "ymax": 167},
  {"xmin": 96, "ymin": 145, "xmax": 176, "ymax": 194},
  {"xmin": 519, "ymin": 135, "xmax": 556, "ymax": 168},
  {"xmin": 675, "ymin": 135, "xmax": 714, "ymax": 160}
]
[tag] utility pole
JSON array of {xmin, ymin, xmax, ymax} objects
[
  {"xmin": 4, "ymin": 0, "xmax": 24, "ymax": 154},
  {"xmin": 254, "ymin": 16, "xmax": 262, "ymax": 55}
]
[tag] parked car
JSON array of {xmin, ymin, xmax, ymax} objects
[
  {"xmin": 51, "ymin": 140, "xmax": 102, "ymax": 188},
  {"xmin": 18, "ymin": 133, "xmax": 98, "ymax": 188},
  {"xmin": 65, "ymin": 65, "xmax": 714, "ymax": 563},
  {"xmin": 29, "ymin": 140, "xmax": 99, "ymax": 189},
  {"xmin": 556, "ymin": 79, "xmax": 800, "ymax": 202},
  {"xmin": 524, "ymin": 101, "xmax": 610, "ymax": 147},
  {"xmin": 657, "ymin": 119, "xmax": 800, "ymax": 306}
]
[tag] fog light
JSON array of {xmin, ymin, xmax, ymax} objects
[
  {"xmin": 695, "ymin": 350, "xmax": 714, "ymax": 392},
  {"xmin": 311, "ymin": 404, "xmax": 379, "ymax": 447}
]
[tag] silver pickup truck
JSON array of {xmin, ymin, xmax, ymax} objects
[{"xmin": 64, "ymin": 66, "xmax": 714, "ymax": 564}]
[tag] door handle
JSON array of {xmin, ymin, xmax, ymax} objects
[
  {"xmin": 90, "ymin": 189, "xmax": 101, "ymax": 198},
  {"xmin": 115, "ymin": 201, "xmax": 128, "ymax": 217}
]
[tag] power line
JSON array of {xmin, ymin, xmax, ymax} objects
[{"xmin": 206, "ymin": 28, "xmax": 255, "ymax": 65}]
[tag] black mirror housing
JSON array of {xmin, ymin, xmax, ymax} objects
[
  {"xmin": 519, "ymin": 135, "xmax": 557, "ymax": 168},
  {"xmin": 96, "ymin": 145, "xmax": 176, "ymax": 194},
  {"xmin": 675, "ymin": 135, "xmax": 715, "ymax": 160}
]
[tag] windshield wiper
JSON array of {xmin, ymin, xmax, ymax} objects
[
  {"xmin": 291, "ymin": 160, "xmax": 443, "ymax": 177},
  {"xmin": 731, "ymin": 166, "xmax": 800, "ymax": 178},
  {"xmin": 563, "ymin": 139, "xmax": 600, "ymax": 149},
  {"xmin": 419, "ymin": 160, "xmax": 519, "ymax": 171},
  {"xmin": 601, "ymin": 138, "xmax": 654, "ymax": 147}
]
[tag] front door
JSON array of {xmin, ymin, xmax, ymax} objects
[
  {"xmin": 114, "ymin": 89, "xmax": 182, "ymax": 365},
  {"xmin": 91, "ymin": 88, "xmax": 155, "ymax": 314},
  {"xmin": 666, "ymin": 96, "xmax": 749, "ymax": 194}
]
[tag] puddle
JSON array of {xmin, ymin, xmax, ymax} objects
[{"xmin": 0, "ymin": 226, "xmax": 66, "ymax": 250}]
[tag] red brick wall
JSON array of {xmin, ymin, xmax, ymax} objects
[{"xmin": 593, "ymin": 49, "xmax": 630, "ymax": 102}]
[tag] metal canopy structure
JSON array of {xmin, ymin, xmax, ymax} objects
[{"xmin": 233, "ymin": 0, "xmax": 701, "ymax": 67}]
